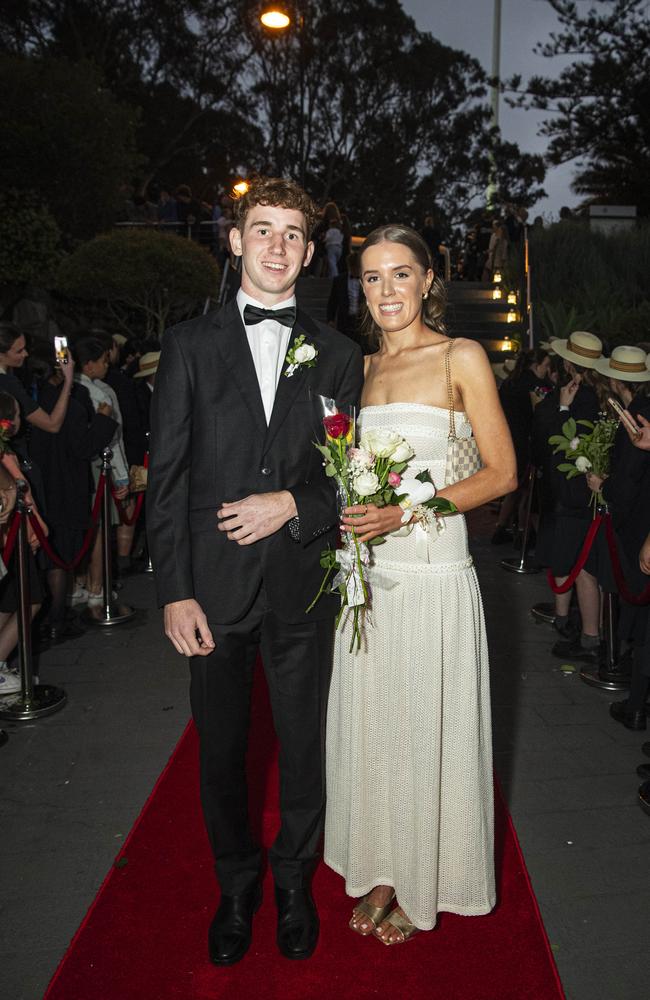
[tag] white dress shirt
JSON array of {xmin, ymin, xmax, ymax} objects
[{"xmin": 237, "ymin": 289, "xmax": 295, "ymax": 424}]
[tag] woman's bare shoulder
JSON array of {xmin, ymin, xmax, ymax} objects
[{"xmin": 449, "ymin": 337, "xmax": 490, "ymax": 372}]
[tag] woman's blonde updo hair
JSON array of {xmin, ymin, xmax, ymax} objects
[{"xmin": 360, "ymin": 224, "xmax": 447, "ymax": 347}]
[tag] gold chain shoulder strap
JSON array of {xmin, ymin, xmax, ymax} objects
[{"xmin": 445, "ymin": 339, "xmax": 456, "ymax": 440}]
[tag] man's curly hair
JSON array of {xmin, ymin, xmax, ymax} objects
[{"xmin": 232, "ymin": 176, "xmax": 318, "ymax": 238}]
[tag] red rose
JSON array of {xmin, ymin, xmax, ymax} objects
[
  {"xmin": 323, "ymin": 413, "xmax": 351, "ymax": 439},
  {"xmin": 0, "ymin": 419, "xmax": 13, "ymax": 431}
]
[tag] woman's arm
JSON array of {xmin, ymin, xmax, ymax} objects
[
  {"xmin": 437, "ymin": 339, "xmax": 517, "ymax": 512},
  {"xmin": 26, "ymin": 356, "xmax": 75, "ymax": 433}
]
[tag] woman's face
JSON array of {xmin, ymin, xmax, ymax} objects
[
  {"xmin": 361, "ymin": 241, "xmax": 432, "ymax": 335},
  {"xmin": 0, "ymin": 335, "xmax": 28, "ymax": 368},
  {"xmin": 531, "ymin": 356, "xmax": 551, "ymax": 380}
]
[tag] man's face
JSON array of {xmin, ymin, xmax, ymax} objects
[{"xmin": 230, "ymin": 204, "xmax": 314, "ymax": 305}]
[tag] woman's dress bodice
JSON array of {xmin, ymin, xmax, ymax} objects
[{"xmin": 358, "ymin": 403, "xmax": 474, "ymax": 571}]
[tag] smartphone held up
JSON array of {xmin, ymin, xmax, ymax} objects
[{"xmin": 54, "ymin": 336, "xmax": 68, "ymax": 365}]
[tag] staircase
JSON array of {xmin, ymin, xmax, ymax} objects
[
  {"xmin": 446, "ymin": 282, "xmax": 521, "ymax": 361},
  {"xmin": 297, "ymin": 277, "xmax": 522, "ymax": 360}
]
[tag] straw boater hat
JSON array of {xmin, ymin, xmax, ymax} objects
[
  {"xmin": 551, "ymin": 331, "xmax": 604, "ymax": 369},
  {"xmin": 594, "ymin": 345, "xmax": 650, "ymax": 382},
  {"xmin": 133, "ymin": 351, "xmax": 160, "ymax": 378}
]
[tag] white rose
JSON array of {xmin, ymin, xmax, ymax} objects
[
  {"xmin": 575, "ymin": 456, "xmax": 592, "ymax": 472},
  {"xmin": 360, "ymin": 428, "xmax": 402, "ymax": 458},
  {"xmin": 569, "ymin": 437, "xmax": 580, "ymax": 451},
  {"xmin": 391, "ymin": 440, "xmax": 414, "ymax": 463},
  {"xmin": 353, "ymin": 470, "xmax": 380, "ymax": 497},
  {"xmin": 348, "ymin": 447, "xmax": 374, "ymax": 469},
  {"xmin": 293, "ymin": 343, "xmax": 316, "ymax": 363}
]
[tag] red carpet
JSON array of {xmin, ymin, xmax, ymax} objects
[{"xmin": 45, "ymin": 669, "xmax": 565, "ymax": 1000}]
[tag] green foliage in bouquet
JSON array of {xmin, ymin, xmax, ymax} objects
[{"xmin": 549, "ymin": 416, "xmax": 618, "ymax": 510}]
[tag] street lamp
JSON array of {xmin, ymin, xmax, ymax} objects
[{"xmin": 260, "ymin": 5, "xmax": 291, "ymax": 29}]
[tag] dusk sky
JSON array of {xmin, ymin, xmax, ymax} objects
[{"xmin": 401, "ymin": 0, "xmax": 579, "ymax": 218}]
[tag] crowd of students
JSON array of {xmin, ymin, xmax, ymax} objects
[
  {"xmin": 0, "ymin": 322, "xmax": 158, "ymax": 695},
  {"xmin": 492, "ymin": 334, "xmax": 650, "ymax": 811}
]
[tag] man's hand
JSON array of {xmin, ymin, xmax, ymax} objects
[
  {"xmin": 217, "ymin": 491, "xmax": 297, "ymax": 545},
  {"xmin": 640, "ymin": 533, "xmax": 650, "ymax": 576},
  {"xmin": 164, "ymin": 598, "xmax": 215, "ymax": 657}
]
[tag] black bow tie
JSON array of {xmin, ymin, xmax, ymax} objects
[{"xmin": 243, "ymin": 304, "xmax": 296, "ymax": 328}]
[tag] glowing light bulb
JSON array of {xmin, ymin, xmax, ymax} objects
[
  {"xmin": 232, "ymin": 180, "xmax": 250, "ymax": 198},
  {"xmin": 260, "ymin": 9, "xmax": 291, "ymax": 28},
  {"xmin": 492, "ymin": 288, "xmax": 503, "ymax": 300},
  {"xmin": 493, "ymin": 271, "xmax": 502, "ymax": 284}
]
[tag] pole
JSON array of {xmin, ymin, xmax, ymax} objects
[
  {"xmin": 500, "ymin": 465, "xmax": 540, "ymax": 575},
  {"xmin": 486, "ymin": 0, "xmax": 502, "ymax": 210},
  {"xmin": 0, "ymin": 481, "xmax": 67, "ymax": 721},
  {"xmin": 84, "ymin": 449, "xmax": 136, "ymax": 626}
]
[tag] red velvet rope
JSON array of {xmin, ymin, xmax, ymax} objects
[
  {"xmin": 546, "ymin": 514, "xmax": 603, "ymax": 594},
  {"xmin": 604, "ymin": 513, "xmax": 650, "ymax": 606},
  {"xmin": 2, "ymin": 510, "xmax": 22, "ymax": 564},
  {"xmin": 27, "ymin": 474, "xmax": 106, "ymax": 571}
]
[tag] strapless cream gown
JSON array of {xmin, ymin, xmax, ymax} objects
[{"xmin": 324, "ymin": 404, "xmax": 495, "ymax": 930}]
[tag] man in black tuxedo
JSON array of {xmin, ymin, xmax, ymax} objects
[{"xmin": 147, "ymin": 177, "xmax": 363, "ymax": 965}]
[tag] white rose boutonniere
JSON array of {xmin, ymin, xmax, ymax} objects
[{"xmin": 284, "ymin": 334, "xmax": 318, "ymax": 377}]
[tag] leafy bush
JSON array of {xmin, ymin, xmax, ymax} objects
[
  {"xmin": 57, "ymin": 228, "xmax": 220, "ymax": 337},
  {"xmin": 0, "ymin": 189, "xmax": 62, "ymax": 286},
  {"xmin": 531, "ymin": 222, "xmax": 650, "ymax": 347}
]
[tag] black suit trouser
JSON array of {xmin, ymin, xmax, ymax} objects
[{"xmin": 190, "ymin": 585, "xmax": 335, "ymax": 894}]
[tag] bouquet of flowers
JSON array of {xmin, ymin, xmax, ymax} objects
[
  {"xmin": 549, "ymin": 415, "xmax": 618, "ymax": 512},
  {"xmin": 307, "ymin": 405, "xmax": 456, "ymax": 650}
]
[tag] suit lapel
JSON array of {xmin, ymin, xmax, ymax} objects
[
  {"xmin": 263, "ymin": 309, "xmax": 322, "ymax": 453},
  {"xmin": 213, "ymin": 299, "xmax": 267, "ymax": 434}
]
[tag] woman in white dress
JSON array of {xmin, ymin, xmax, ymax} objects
[{"xmin": 324, "ymin": 225, "xmax": 517, "ymax": 945}]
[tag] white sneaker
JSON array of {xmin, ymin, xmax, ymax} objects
[
  {"xmin": 0, "ymin": 669, "xmax": 21, "ymax": 696},
  {"xmin": 67, "ymin": 585, "xmax": 89, "ymax": 607},
  {"xmin": 86, "ymin": 589, "xmax": 118, "ymax": 607}
]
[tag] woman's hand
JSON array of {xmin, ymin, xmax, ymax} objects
[
  {"xmin": 341, "ymin": 503, "xmax": 406, "ymax": 544},
  {"xmin": 113, "ymin": 484, "xmax": 129, "ymax": 501},
  {"xmin": 97, "ymin": 402, "xmax": 113, "ymax": 417},
  {"xmin": 585, "ymin": 472, "xmax": 605, "ymax": 492},
  {"xmin": 624, "ymin": 412, "xmax": 650, "ymax": 451},
  {"xmin": 559, "ymin": 378, "xmax": 580, "ymax": 407}
]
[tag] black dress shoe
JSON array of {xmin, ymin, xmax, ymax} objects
[
  {"xmin": 638, "ymin": 780, "xmax": 650, "ymax": 817},
  {"xmin": 637, "ymin": 763, "xmax": 650, "ymax": 779},
  {"xmin": 208, "ymin": 883, "xmax": 262, "ymax": 966},
  {"xmin": 275, "ymin": 886, "xmax": 319, "ymax": 960},
  {"xmin": 609, "ymin": 700, "xmax": 647, "ymax": 731},
  {"xmin": 551, "ymin": 637, "xmax": 601, "ymax": 663}
]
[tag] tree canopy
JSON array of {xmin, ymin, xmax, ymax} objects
[
  {"xmin": 506, "ymin": 0, "xmax": 650, "ymax": 214},
  {"xmin": 1, "ymin": 0, "xmax": 546, "ymax": 232}
]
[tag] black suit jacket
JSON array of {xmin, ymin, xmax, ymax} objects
[{"xmin": 147, "ymin": 299, "xmax": 364, "ymax": 624}]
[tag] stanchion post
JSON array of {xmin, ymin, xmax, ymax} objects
[
  {"xmin": 83, "ymin": 449, "xmax": 136, "ymax": 627},
  {"xmin": 501, "ymin": 466, "xmax": 540, "ymax": 575},
  {"xmin": 0, "ymin": 481, "xmax": 67, "ymax": 722},
  {"xmin": 580, "ymin": 503, "xmax": 628, "ymax": 692}
]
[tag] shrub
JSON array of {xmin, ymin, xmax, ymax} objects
[
  {"xmin": 57, "ymin": 228, "xmax": 221, "ymax": 338},
  {"xmin": 0, "ymin": 189, "xmax": 62, "ymax": 286},
  {"xmin": 530, "ymin": 222, "xmax": 650, "ymax": 346}
]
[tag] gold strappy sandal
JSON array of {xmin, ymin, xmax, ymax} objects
[
  {"xmin": 349, "ymin": 892, "xmax": 396, "ymax": 937},
  {"xmin": 375, "ymin": 907, "xmax": 420, "ymax": 945}
]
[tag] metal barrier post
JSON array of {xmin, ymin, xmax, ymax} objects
[
  {"xmin": 501, "ymin": 466, "xmax": 540, "ymax": 575},
  {"xmin": 581, "ymin": 590, "xmax": 629, "ymax": 692},
  {"xmin": 0, "ymin": 481, "xmax": 67, "ymax": 721},
  {"xmin": 84, "ymin": 449, "xmax": 136, "ymax": 627}
]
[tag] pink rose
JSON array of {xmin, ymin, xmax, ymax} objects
[{"xmin": 388, "ymin": 472, "xmax": 401, "ymax": 487}]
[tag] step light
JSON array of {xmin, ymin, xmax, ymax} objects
[{"xmin": 492, "ymin": 287, "xmax": 503, "ymax": 300}]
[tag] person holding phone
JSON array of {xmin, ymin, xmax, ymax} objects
[
  {"xmin": 589, "ymin": 346, "xmax": 650, "ymax": 731},
  {"xmin": 0, "ymin": 322, "xmax": 74, "ymax": 434}
]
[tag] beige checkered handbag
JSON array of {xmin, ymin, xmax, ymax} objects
[{"xmin": 444, "ymin": 339, "xmax": 482, "ymax": 485}]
